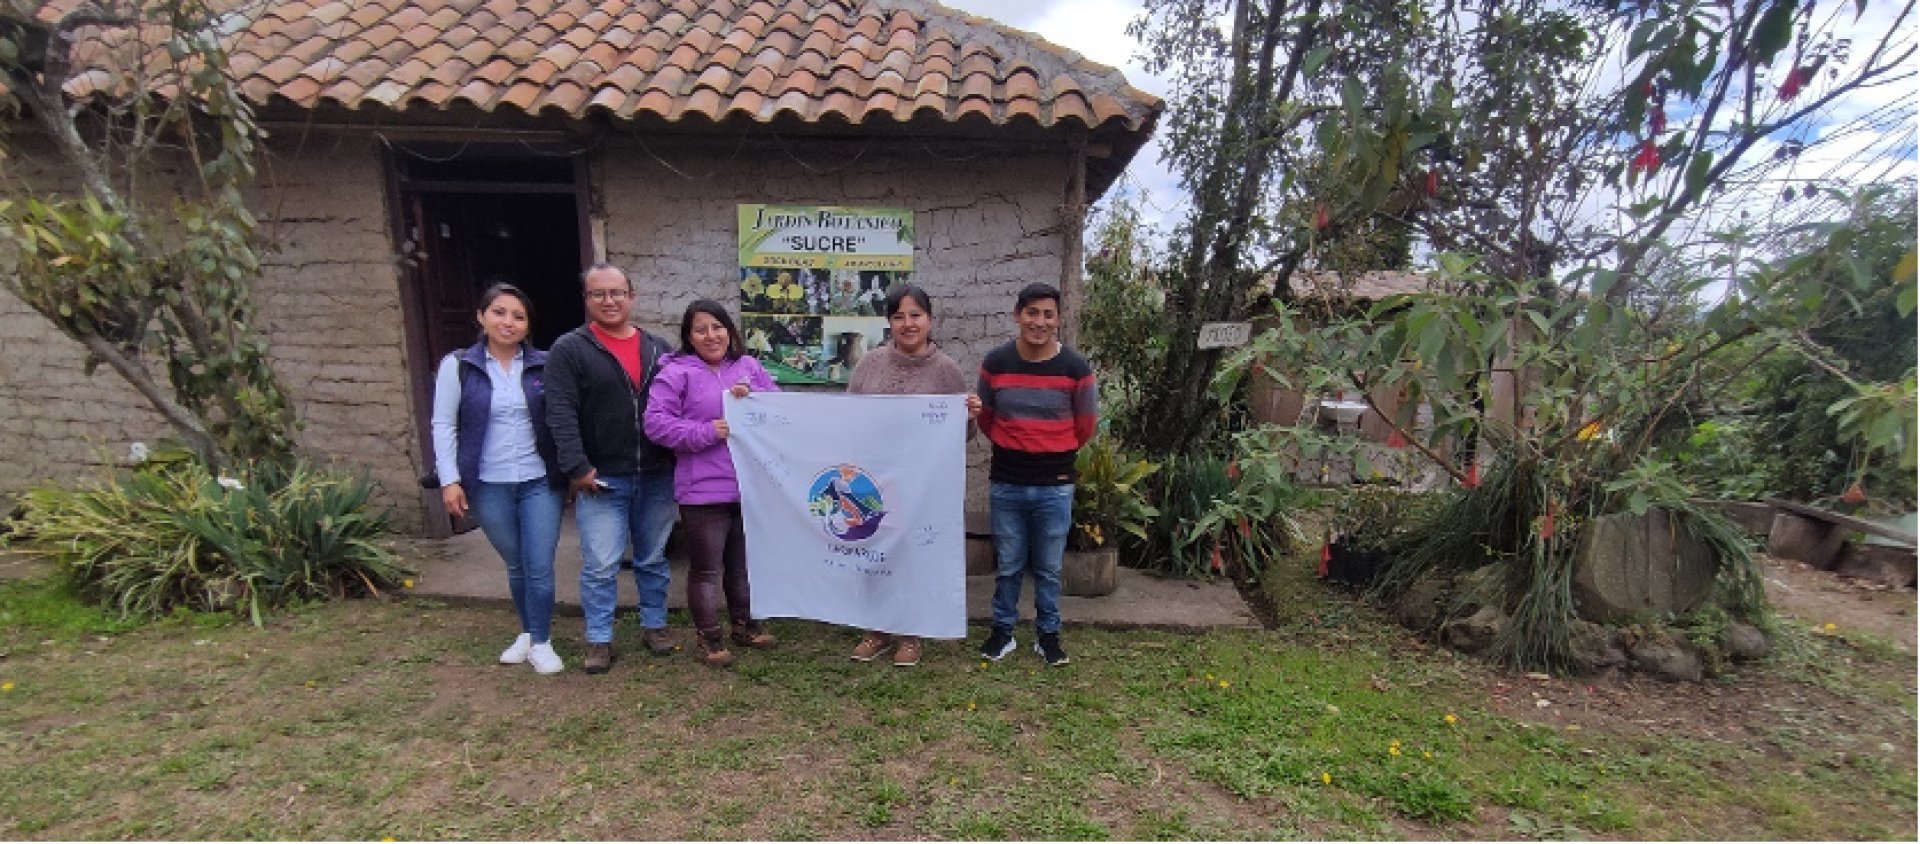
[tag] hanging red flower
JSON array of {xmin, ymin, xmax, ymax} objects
[
  {"xmin": 1629, "ymin": 140, "xmax": 1661, "ymax": 175},
  {"xmin": 1538, "ymin": 508, "xmax": 1556, "ymax": 539},
  {"xmin": 1386, "ymin": 431, "xmax": 1407, "ymax": 449},
  {"xmin": 1313, "ymin": 203, "xmax": 1331, "ymax": 231},
  {"xmin": 1842, "ymin": 482, "xmax": 1867, "ymax": 504},
  {"xmin": 1424, "ymin": 169, "xmax": 1439, "ymax": 196},
  {"xmin": 1464, "ymin": 463, "xmax": 1480, "ymax": 489},
  {"xmin": 1236, "ymin": 515, "xmax": 1251, "ymax": 539},
  {"xmin": 1210, "ymin": 542, "xmax": 1226, "ymax": 575},
  {"xmin": 1318, "ymin": 542, "xmax": 1332, "ymax": 578},
  {"xmin": 1226, "ymin": 460, "xmax": 1241, "ymax": 481},
  {"xmin": 1777, "ymin": 66, "xmax": 1816, "ymax": 101}
]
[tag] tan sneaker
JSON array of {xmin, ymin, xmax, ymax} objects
[
  {"xmin": 731, "ymin": 621, "xmax": 777, "ymax": 649},
  {"xmin": 850, "ymin": 631, "xmax": 893, "ymax": 662},
  {"xmin": 891, "ymin": 636, "xmax": 922, "ymax": 667},
  {"xmin": 697, "ymin": 631, "xmax": 735, "ymax": 668}
]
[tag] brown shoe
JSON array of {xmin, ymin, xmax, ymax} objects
[
  {"xmin": 891, "ymin": 636, "xmax": 922, "ymax": 667},
  {"xmin": 850, "ymin": 631, "xmax": 893, "ymax": 662},
  {"xmin": 697, "ymin": 631, "xmax": 735, "ymax": 668},
  {"xmin": 584, "ymin": 642, "xmax": 614, "ymax": 675},
  {"xmin": 731, "ymin": 621, "xmax": 777, "ymax": 649},
  {"xmin": 642, "ymin": 627, "xmax": 677, "ymax": 656}
]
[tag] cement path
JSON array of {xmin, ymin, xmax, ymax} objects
[{"xmin": 395, "ymin": 519, "xmax": 1261, "ymax": 632}]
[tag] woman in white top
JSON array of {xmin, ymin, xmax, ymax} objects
[{"xmin": 430, "ymin": 282, "xmax": 566, "ymax": 675}]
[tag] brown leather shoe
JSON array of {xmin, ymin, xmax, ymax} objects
[
  {"xmin": 850, "ymin": 631, "xmax": 893, "ymax": 662},
  {"xmin": 697, "ymin": 631, "xmax": 735, "ymax": 668},
  {"xmin": 642, "ymin": 627, "xmax": 676, "ymax": 656},
  {"xmin": 731, "ymin": 621, "xmax": 777, "ymax": 649},
  {"xmin": 584, "ymin": 642, "xmax": 614, "ymax": 675},
  {"xmin": 891, "ymin": 636, "xmax": 922, "ymax": 667}
]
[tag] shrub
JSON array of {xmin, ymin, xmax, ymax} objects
[
  {"xmin": 5, "ymin": 460, "xmax": 411, "ymax": 624},
  {"xmin": 1071, "ymin": 436, "xmax": 1160, "ymax": 552},
  {"xmin": 1145, "ymin": 441, "xmax": 1313, "ymax": 579}
]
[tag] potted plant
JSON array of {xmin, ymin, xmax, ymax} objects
[{"xmin": 1066, "ymin": 437, "xmax": 1159, "ymax": 596}]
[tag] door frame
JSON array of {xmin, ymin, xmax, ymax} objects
[{"xmin": 381, "ymin": 142, "xmax": 595, "ymax": 537}]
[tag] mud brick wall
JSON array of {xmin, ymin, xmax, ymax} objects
[
  {"xmin": 597, "ymin": 137, "xmax": 1078, "ymax": 512},
  {"xmin": 0, "ymin": 135, "xmax": 426, "ymax": 530},
  {"xmin": 0, "ymin": 132, "xmax": 1082, "ymax": 529}
]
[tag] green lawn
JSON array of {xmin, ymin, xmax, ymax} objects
[{"xmin": 0, "ymin": 563, "xmax": 1911, "ymax": 840}]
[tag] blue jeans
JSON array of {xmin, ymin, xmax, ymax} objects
[
  {"xmin": 469, "ymin": 478, "xmax": 563, "ymax": 644},
  {"xmin": 574, "ymin": 471, "xmax": 678, "ymax": 643},
  {"xmin": 989, "ymin": 481, "xmax": 1074, "ymax": 635}
]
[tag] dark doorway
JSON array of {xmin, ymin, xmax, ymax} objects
[
  {"xmin": 387, "ymin": 147, "xmax": 592, "ymax": 536},
  {"xmin": 410, "ymin": 191, "xmax": 583, "ymax": 355}
]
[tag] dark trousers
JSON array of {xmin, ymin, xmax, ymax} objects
[{"xmin": 680, "ymin": 503, "xmax": 752, "ymax": 634}]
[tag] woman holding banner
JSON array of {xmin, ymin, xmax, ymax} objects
[
  {"xmin": 645, "ymin": 300, "xmax": 781, "ymax": 668},
  {"xmin": 841, "ymin": 284, "xmax": 974, "ymax": 667}
]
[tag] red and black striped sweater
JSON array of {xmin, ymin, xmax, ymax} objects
[{"xmin": 974, "ymin": 340, "xmax": 1098, "ymax": 485}]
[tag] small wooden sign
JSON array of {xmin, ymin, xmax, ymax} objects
[{"xmin": 1197, "ymin": 321, "xmax": 1252, "ymax": 349}]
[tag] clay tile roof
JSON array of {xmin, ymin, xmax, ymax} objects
[{"xmin": 33, "ymin": 0, "xmax": 1158, "ymax": 186}]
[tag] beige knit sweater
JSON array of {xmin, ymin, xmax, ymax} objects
[{"xmin": 845, "ymin": 343, "xmax": 968, "ymax": 396}]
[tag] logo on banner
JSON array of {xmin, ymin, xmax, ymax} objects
[{"xmin": 807, "ymin": 464, "xmax": 886, "ymax": 542}]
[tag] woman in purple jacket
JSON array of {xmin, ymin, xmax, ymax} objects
[{"xmin": 644, "ymin": 299, "xmax": 781, "ymax": 667}]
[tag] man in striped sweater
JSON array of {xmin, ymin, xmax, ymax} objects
[{"xmin": 973, "ymin": 282, "xmax": 1098, "ymax": 666}]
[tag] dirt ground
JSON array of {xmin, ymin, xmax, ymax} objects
[{"xmin": 1760, "ymin": 553, "xmax": 1916, "ymax": 651}]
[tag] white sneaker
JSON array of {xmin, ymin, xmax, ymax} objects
[
  {"xmin": 528, "ymin": 642, "xmax": 564, "ymax": 675},
  {"xmin": 499, "ymin": 632, "xmax": 532, "ymax": 664}
]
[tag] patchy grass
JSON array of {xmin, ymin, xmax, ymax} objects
[{"xmin": 0, "ymin": 565, "xmax": 1911, "ymax": 840}]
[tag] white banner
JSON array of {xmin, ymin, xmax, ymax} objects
[{"xmin": 725, "ymin": 392, "xmax": 968, "ymax": 639}]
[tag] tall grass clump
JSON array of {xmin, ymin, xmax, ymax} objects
[
  {"xmin": 1375, "ymin": 437, "xmax": 1766, "ymax": 671},
  {"xmin": 4, "ymin": 460, "xmax": 410, "ymax": 624}
]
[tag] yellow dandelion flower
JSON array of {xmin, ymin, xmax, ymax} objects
[
  {"xmin": 967, "ymin": 702, "xmax": 977, "ymax": 711},
  {"xmin": 1444, "ymin": 713, "xmax": 1458, "ymax": 725},
  {"xmin": 1, "ymin": 681, "xmax": 13, "ymax": 692},
  {"xmin": 1389, "ymin": 745, "xmax": 1401, "ymax": 756},
  {"xmin": 402, "ymin": 579, "xmax": 415, "ymax": 589},
  {"xmin": 1422, "ymin": 751, "xmax": 1432, "ymax": 759},
  {"xmin": 1320, "ymin": 772, "xmax": 1332, "ymax": 785},
  {"xmin": 1822, "ymin": 622, "xmax": 1837, "ymax": 633},
  {"xmin": 1218, "ymin": 680, "xmax": 1230, "ymax": 689}
]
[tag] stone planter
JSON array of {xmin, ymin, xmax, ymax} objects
[{"xmin": 1062, "ymin": 547, "xmax": 1118, "ymax": 597}]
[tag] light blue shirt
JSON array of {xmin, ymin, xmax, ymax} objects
[{"xmin": 431, "ymin": 349, "xmax": 548, "ymax": 486}]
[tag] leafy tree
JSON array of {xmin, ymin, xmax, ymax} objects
[
  {"xmin": 1209, "ymin": 0, "xmax": 1915, "ymax": 669},
  {"xmin": 0, "ymin": 0, "xmax": 295, "ymax": 470},
  {"xmin": 1118, "ymin": 0, "xmax": 1456, "ymax": 456}
]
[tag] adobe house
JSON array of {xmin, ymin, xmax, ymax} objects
[{"xmin": 0, "ymin": 0, "xmax": 1160, "ymax": 532}]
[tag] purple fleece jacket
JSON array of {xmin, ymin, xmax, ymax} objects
[{"xmin": 643, "ymin": 351, "xmax": 780, "ymax": 504}]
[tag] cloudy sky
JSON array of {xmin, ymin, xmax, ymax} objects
[{"xmin": 938, "ymin": 0, "xmax": 1917, "ymax": 257}]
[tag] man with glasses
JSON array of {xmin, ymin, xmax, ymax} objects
[{"xmin": 545, "ymin": 263, "xmax": 679, "ymax": 674}]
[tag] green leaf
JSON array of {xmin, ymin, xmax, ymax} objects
[
  {"xmin": 1304, "ymin": 45, "xmax": 1332, "ymax": 76},
  {"xmin": 1749, "ymin": 0, "xmax": 1799, "ymax": 66},
  {"xmin": 1684, "ymin": 150, "xmax": 1713, "ymax": 198}
]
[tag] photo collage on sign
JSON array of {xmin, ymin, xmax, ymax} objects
[
  {"xmin": 738, "ymin": 267, "xmax": 903, "ymax": 385},
  {"xmin": 737, "ymin": 204, "xmax": 913, "ymax": 386}
]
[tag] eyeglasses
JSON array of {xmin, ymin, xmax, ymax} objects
[{"xmin": 585, "ymin": 289, "xmax": 631, "ymax": 301}]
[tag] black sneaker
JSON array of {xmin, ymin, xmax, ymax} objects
[
  {"xmin": 978, "ymin": 627, "xmax": 1016, "ymax": 661},
  {"xmin": 1033, "ymin": 632, "xmax": 1070, "ymax": 666}
]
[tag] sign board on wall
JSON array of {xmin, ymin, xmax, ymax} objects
[{"xmin": 737, "ymin": 205, "xmax": 915, "ymax": 385}]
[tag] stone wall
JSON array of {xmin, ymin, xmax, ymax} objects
[{"xmin": 0, "ymin": 131, "xmax": 1078, "ymax": 528}]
